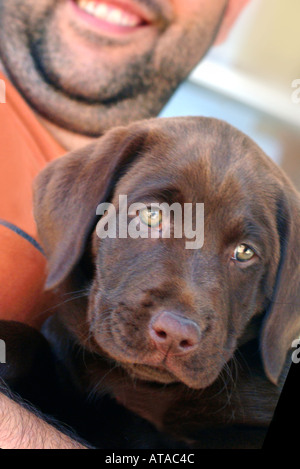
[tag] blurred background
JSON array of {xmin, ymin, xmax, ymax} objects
[{"xmin": 161, "ymin": 0, "xmax": 300, "ymax": 189}]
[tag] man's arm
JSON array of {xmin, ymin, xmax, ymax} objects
[
  {"xmin": 0, "ymin": 321, "xmax": 90, "ymax": 449},
  {"xmin": 0, "ymin": 392, "xmax": 88, "ymax": 449}
]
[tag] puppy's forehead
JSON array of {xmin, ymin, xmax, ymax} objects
[{"xmin": 115, "ymin": 117, "xmax": 276, "ymax": 201}]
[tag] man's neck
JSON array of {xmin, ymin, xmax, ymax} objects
[
  {"xmin": 0, "ymin": 57, "xmax": 98, "ymax": 152},
  {"xmin": 36, "ymin": 115, "xmax": 98, "ymax": 152}
]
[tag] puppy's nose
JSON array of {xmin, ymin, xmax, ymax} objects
[{"xmin": 149, "ymin": 312, "xmax": 201, "ymax": 355}]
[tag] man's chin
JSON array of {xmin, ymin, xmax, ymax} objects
[
  {"xmin": 0, "ymin": 0, "xmax": 162, "ymax": 136},
  {"xmin": 0, "ymin": 0, "xmax": 229, "ymax": 137}
]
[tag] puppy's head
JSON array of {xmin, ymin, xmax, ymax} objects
[{"xmin": 34, "ymin": 117, "xmax": 300, "ymax": 390}]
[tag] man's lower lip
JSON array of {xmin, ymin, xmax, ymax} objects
[{"xmin": 69, "ymin": 0, "xmax": 148, "ymax": 36}]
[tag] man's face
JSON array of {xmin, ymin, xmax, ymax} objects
[{"xmin": 0, "ymin": 0, "xmax": 228, "ymax": 135}]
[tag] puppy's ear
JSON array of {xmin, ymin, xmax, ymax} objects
[
  {"xmin": 261, "ymin": 186, "xmax": 300, "ymax": 385},
  {"xmin": 34, "ymin": 125, "xmax": 148, "ymax": 290}
]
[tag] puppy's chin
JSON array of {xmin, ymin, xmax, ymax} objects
[
  {"xmin": 123, "ymin": 363, "xmax": 221, "ymax": 390},
  {"xmin": 124, "ymin": 363, "xmax": 179, "ymax": 385}
]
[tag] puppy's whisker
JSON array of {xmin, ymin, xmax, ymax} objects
[
  {"xmin": 87, "ymin": 363, "xmax": 122, "ymax": 402},
  {"xmin": 32, "ymin": 294, "xmax": 90, "ymax": 323},
  {"xmin": 60, "ymin": 288, "xmax": 90, "ymax": 298}
]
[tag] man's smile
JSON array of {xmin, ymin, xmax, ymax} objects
[{"xmin": 70, "ymin": 0, "xmax": 155, "ymax": 36}]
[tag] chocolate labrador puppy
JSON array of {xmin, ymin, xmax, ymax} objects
[{"xmin": 1, "ymin": 117, "xmax": 300, "ymax": 448}]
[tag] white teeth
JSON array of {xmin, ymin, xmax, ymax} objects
[
  {"xmin": 95, "ymin": 4, "xmax": 108, "ymax": 18},
  {"xmin": 76, "ymin": 1, "xmax": 141, "ymax": 27},
  {"xmin": 108, "ymin": 9, "xmax": 122, "ymax": 24}
]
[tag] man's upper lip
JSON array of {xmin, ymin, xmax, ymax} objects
[{"xmin": 74, "ymin": 0, "xmax": 159, "ymax": 24}]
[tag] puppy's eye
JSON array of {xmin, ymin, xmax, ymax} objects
[
  {"xmin": 139, "ymin": 207, "xmax": 162, "ymax": 228},
  {"xmin": 233, "ymin": 244, "xmax": 256, "ymax": 262}
]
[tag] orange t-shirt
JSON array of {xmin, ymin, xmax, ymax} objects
[{"xmin": 0, "ymin": 72, "xmax": 65, "ymax": 327}]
